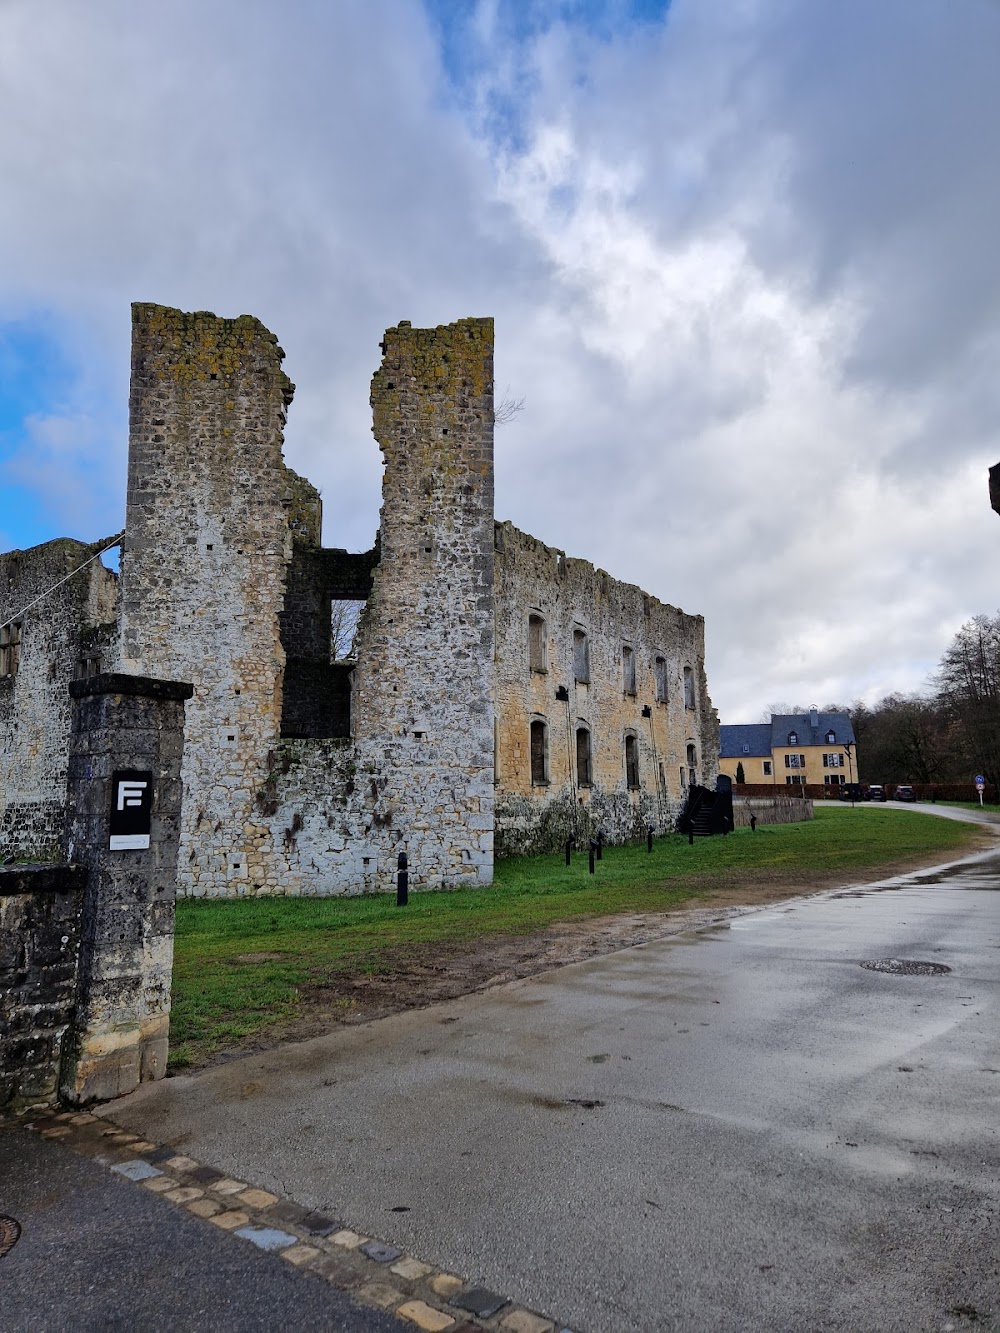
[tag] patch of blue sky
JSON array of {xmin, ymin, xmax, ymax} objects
[
  {"xmin": 423, "ymin": 0, "xmax": 671, "ymax": 147},
  {"xmin": 0, "ymin": 319, "xmax": 74, "ymax": 552}
]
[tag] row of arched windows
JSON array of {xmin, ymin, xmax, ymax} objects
[
  {"xmin": 527, "ymin": 615, "xmax": 697, "ymax": 710},
  {"xmin": 528, "ymin": 718, "xmax": 698, "ymax": 791}
]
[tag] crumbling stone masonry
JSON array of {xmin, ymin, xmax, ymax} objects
[
  {"xmin": 0, "ymin": 863, "xmax": 87, "ymax": 1109},
  {"xmin": 0, "ymin": 302, "xmax": 716, "ymax": 895},
  {"xmin": 0, "ymin": 537, "xmax": 118, "ymax": 859}
]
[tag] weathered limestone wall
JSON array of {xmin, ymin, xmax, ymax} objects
[
  {"xmin": 493, "ymin": 522, "xmax": 718, "ymax": 855},
  {"xmin": 349, "ymin": 318, "xmax": 495, "ymax": 886},
  {"xmin": 0, "ymin": 864, "xmax": 87, "ymax": 1109},
  {"xmin": 119, "ymin": 304, "xmax": 296, "ymax": 897},
  {"xmin": 0, "ymin": 538, "xmax": 118, "ymax": 860},
  {"xmin": 118, "ymin": 308, "xmax": 494, "ymax": 897}
]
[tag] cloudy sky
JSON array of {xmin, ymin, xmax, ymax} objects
[{"xmin": 1, "ymin": 0, "xmax": 998, "ymax": 722}]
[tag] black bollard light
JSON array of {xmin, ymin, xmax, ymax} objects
[
  {"xmin": 647, "ymin": 826, "xmax": 654, "ymax": 853},
  {"xmin": 396, "ymin": 851, "xmax": 408, "ymax": 907},
  {"xmin": 565, "ymin": 836, "xmax": 575, "ymax": 866},
  {"xmin": 750, "ymin": 813, "xmax": 757, "ymax": 833},
  {"xmin": 589, "ymin": 838, "xmax": 598, "ymax": 874}
]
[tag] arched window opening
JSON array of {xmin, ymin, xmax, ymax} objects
[
  {"xmin": 686, "ymin": 742, "xmax": 697, "ymax": 788},
  {"xmin": 683, "ymin": 665, "xmax": 695, "ymax": 710},
  {"xmin": 573, "ymin": 629, "xmax": 590, "ymax": 684},
  {"xmin": 528, "ymin": 614, "xmax": 547, "ymax": 673},
  {"xmin": 655, "ymin": 656, "xmax": 668, "ymax": 703},
  {"xmin": 623, "ymin": 645, "xmax": 636, "ymax": 695},
  {"xmin": 576, "ymin": 727, "xmax": 592, "ymax": 787},
  {"xmin": 788, "ymin": 731, "xmax": 798, "ymax": 746},
  {"xmin": 625, "ymin": 733, "xmax": 640, "ymax": 789},
  {"xmin": 530, "ymin": 718, "xmax": 549, "ymax": 785}
]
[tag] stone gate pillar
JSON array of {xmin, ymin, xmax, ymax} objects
[{"xmin": 60, "ymin": 673, "xmax": 193, "ymax": 1104}]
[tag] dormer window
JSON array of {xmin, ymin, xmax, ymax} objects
[
  {"xmin": 787, "ymin": 731, "xmax": 798, "ymax": 746},
  {"xmin": 826, "ymin": 730, "xmax": 836, "ymax": 744}
]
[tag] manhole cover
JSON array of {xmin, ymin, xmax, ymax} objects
[
  {"xmin": 0, "ymin": 1216, "xmax": 21, "ymax": 1259},
  {"xmin": 860, "ymin": 958, "xmax": 951, "ymax": 976}
]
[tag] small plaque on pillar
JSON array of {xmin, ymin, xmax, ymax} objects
[{"xmin": 110, "ymin": 769, "xmax": 153, "ymax": 850}]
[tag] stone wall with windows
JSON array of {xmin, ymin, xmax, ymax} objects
[
  {"xmin": 493, "ymin": 522, "xmax": 718, "ymax": 856},
  {"xmin": 0, "ymin": 538, "xmax": 118, "ymax": 861},
  {"xmin": 118, "ymin": 305, "xmax": 494, "ymax": 897}
]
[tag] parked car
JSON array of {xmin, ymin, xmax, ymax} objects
[
  {"xmin": 894, "ymin": 784, "xmax": 916, "ymax": 802},
  {"xmin": 867, "ymin": 784, "xmax": 887, "ymax": 802}
]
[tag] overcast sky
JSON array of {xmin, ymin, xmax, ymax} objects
[{"xmin": 1, "ymin": 0, "xmax": 998, "ymax": 722}]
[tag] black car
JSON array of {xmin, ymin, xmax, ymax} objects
[
  {"xmin": 867, "ymin": 784, "xmax": 887, "ymax": 802},
  {"xmin": 894, "ymin": 784, "xmax": 916, "ymax": 802}
]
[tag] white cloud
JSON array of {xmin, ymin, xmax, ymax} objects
[{"xmin": 1, "ymin": 0, "xmax": 997, "ymax": 722}]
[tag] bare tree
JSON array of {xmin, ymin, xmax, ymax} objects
[
  {"xmin": 935, "ymin": 612, "xmax": 1000, "ymax": 783},
  {"xmin": 493, "ymin": 386, "xmax": 525, "ymax": 426},
  {"xmin": 331, "ymin": 599, "xmax": 364, "ymax": 662}
]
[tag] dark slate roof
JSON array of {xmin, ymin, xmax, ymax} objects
[
  {"xmin": 719, "ymin": 724, "xmax": 773, "ymax": 759},
  {"xmin": 770, "ymin": 712, "xmax": 856, "ymax": 749}
]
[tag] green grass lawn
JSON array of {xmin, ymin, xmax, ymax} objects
[{"xmin": 169, "ymin": 805, "xmax": 984, "ymax": 1068}]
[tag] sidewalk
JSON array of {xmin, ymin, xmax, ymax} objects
[{"xmin": 0, "ymin": 1116, "xmax": 410, "ymax": 1333}]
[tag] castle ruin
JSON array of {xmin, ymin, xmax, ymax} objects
[{"xmin": 0, "ymin": 304, "xmax": 717, "ymax": 895}]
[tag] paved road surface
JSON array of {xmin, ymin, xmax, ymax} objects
[
  {"xmin": 107, "ymin": 836, "xmax": 1000, "ymax": 1332},
  {"xmin": 0, "ymin": 1120, "xmax": 409, "ymax": 1332}
]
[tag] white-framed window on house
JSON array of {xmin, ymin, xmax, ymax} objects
[
  {"xmin": 762, "ymin": 760, "xmax": 773, "ymax": 777},
  {"xmin": 654, "ymin": 655, "xmax": 668, "ymax": 703},
  {"xmin": 576, "ymin": 726, "xmax": 592, "ymax": 786},
  {"xmin": 528, "ymin": 614, "xmax": 547, "ymax": 673},
  {"xmin": 826, "ymin": 730, "xmax": 837, "ymax": 744},
  {"xmin": 785, "ymin": 753, "xmax": 806, "ymax": 769},
  {"xmin": 530, "ymin": 717, "xmax": 549, "ymax": 785},
  {"xmin": 573, "ymin": 628, "xmax": 590, "ymax": 684},
  {"xmin": 823, "ymin": 753, "xmax": 844, "ymax": 768},
  {"xmin": 826, "ymin": 773, "xmax": 845, "ymax": 786},
  {"xmin": 683, "ymin": 665, "xmax": 695, "ymax": 710},
  {"xmin": 0, "ymin": 620, "xmax": 22, "ymax": 679},
  {"xmin": 786, "ymin": 775, "xmax": 806, "ymax": 786},
  {"xmin": 788, "ymin": 731, "xmax": 798, "ymax": 746},
  {"xmin": 622, "ymin": 645, "xmax": 636, "ymax": 696}
]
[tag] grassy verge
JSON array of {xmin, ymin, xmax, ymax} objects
[{"xmin": 169, "ymin": 805, "xmax": 984, "ymax": 1068}]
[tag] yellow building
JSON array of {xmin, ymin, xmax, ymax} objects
[{"xmin": 719, "ymin": 708, "xmax": 858, "ymax": 788}]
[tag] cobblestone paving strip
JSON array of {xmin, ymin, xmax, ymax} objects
[{"xmin": 12, "ymin": 1105, "xmax": 574, "ymax": 1333}]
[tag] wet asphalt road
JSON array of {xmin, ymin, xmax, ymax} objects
[{"xmin": 108, "ymin": 835, "xmax": 1000, "ymax": 1333}]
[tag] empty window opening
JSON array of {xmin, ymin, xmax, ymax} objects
[
  {"xmin": 530, "ymin": 719, "xmax": 549, "ymax": 785},
  {"xmin": 528, "ymin": 615, "xmax": 547, "ymax": 673},
  {"xmin": 683, "ymin": 665, "xmax": 695, "ymax": 710},
  {"xmin": 686, "ymin": 742, "xmax": 697, "ymax": 788},
  {"xmin": 576, "ymin": 727, "xmax": 592, "ymax": 786},
  {"xmin": 623, "ymin": 645, "xmax": 636, "ymax": 696},
  {"xmin": 625, "ymin": 733, "xmax": 640, "ymax": 789},
  {"xmin": 655, "ymin": 656, "xmax": 668, "ymax": 703},
  {"xmin": 73, "ymin": 654, "xmax": 101, "ymax": 680},
  {"xmin": 331, "ymin": 599, "xmax": 364, "ymax": 663},
  {"xmin": 0, "ymin": 620, "xmax": 22, "ymax": 679},
  {"xmin": 573, "ymin": 629, "xmax": 590, "ymax": 684}
]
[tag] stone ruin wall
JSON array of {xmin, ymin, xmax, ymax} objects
[
  {"xmin": 493, "ymin": 522, "xmax": 718, "ymax": 856},
  {"xmin": 0, "ymin": 538, "xmax": 118, "ymax": 860},
  {"xmin": 120, "ymin": 304, "xmax": 494, "ymax": 896},
  {"xmin": 119, "ymin": 305, "xmax": 295, "ymax": 896}
]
